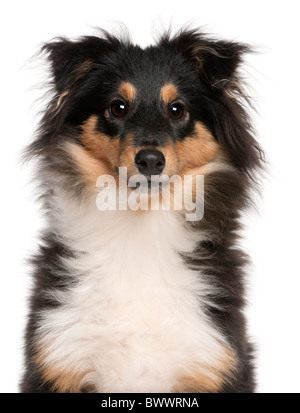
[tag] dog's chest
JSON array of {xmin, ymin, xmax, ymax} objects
[{"xmin": 38, "ymin": 209, "xmax": 224, "ymax": 392}]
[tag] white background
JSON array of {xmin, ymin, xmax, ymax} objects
[{"xmin": 1, "ymin": 0, "xmax": 300, "ymax": 393}]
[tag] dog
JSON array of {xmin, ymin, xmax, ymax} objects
[{"xmin": 21, "ymin": 27, "xmax": 263, "ymax": 393}]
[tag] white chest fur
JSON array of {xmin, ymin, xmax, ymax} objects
[{"xmin": 37, "ymin": 194, "xmax": 228, "ymax": 392}]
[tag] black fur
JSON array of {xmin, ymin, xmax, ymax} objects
[{"xmin": 21, "ymin": 27, "xmax": 263, "ymax": 393}]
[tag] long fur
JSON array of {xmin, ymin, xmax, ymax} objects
[{"xmin": 21, "ymin": 27, "xmax": 263, "ymax": 393}]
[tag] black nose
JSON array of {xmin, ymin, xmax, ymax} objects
[{"xmin": 134, "ymin": 149, "xmax": 166, "ymax": 176}]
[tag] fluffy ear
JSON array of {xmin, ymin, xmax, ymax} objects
[
  {"xmin": 42, "ymin": 36, "xmax": 116, "ymax": 93},
  {"xmin": 191, "ymin": 39, "xmax": 250, "ymax": 88},
  {"xmin": 160, "ymin": 29, "xmax": 250, "ymax": 89}
]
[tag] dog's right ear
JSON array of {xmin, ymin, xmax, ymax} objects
[{"xmin": 42, "ymin": 36, "xmax": 116, "ymax": 94}]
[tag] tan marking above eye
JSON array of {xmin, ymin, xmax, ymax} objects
[
  {"xmin": 118, "ymin": 81, "xmax": 137, "ymax": 102},
  {"xmin": 160, "ymin": 83, "xmax": 178, "ymax": 104}
]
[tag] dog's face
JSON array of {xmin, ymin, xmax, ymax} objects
[
  {"xmin": 69, "ymin": 47, "xmax": 220, "ymax": 184},
  {"xmin": 36, "ymin": 30, "xmax": 261, "ymax": 195}
]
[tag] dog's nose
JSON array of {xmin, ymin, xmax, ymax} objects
[{"xmin": 134, "ymin": 149, "xmax": 166, "ymax": 176}]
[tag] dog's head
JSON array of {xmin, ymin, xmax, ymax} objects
[{"xmin": 28, "ymin": 28, "xmax": 263, "ymax": 211}]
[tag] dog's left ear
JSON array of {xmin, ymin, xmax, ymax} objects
[
  {"xmin": 190, "ymin": 40, "xmax": 249, "ymax": 89},
  {"xmin": 161, "ymin": 30, "xmax": 249, "ymax": 89}
]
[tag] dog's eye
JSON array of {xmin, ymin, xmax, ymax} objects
[
  {"xmin": 169, "ymin": 103, "xmax": 185, "ymax": 120},
  {"xmin": 111, "ymin": 100, "xmax": 127, "ymax": 117}
]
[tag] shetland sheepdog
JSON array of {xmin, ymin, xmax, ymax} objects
[{"xmin": 21, "ymin": 27, "xmax": 263, "ymax": 393}]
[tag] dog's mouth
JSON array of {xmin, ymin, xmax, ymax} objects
[
  {"xmin": 125, "ymin": 174, "xmax": 167, "ymax": 195},
  {"xmin": 146, "ymin": 177, "xmax": 165, "ymax": 192}
]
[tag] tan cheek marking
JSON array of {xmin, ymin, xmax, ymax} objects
[
  {"xmin": 67, "ymin": 143, "xmax": 112, "ymax": 191},
  {"xmin": 160, "ymin": 83, "xmax": 178, "ymax": 103},
  {"xmin": 80, "ymin": 115, "xmax": 120, "ymax": 171},
  {"xmin": 159, "ymin": 122, "xmax": 220, "ymax": 212},
  {"xmin": 118, "ymin": 81, "xmax": 136, "ymax": 102},
  {"xmin": 172, "ymin": 347, "xmax": 237, "ymax": 393},
  {"xmin": 72, "ymin": 115, "xmax": 121, "ymax": 190},
  {"xmin": 176, "ymin": 121, "xmax": 220, "ymax": 174}
]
